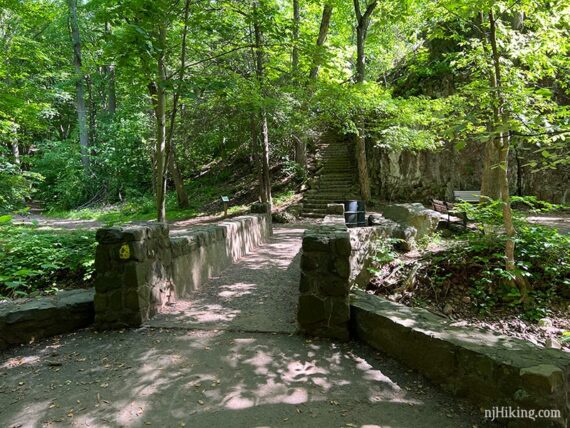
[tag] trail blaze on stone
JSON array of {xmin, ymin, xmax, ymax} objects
[{"xmin": 119, "ymin": 243, "xmax": 130, "ymax": 260}]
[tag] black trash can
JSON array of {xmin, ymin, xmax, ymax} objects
[
  {"xmin": 344, "ymin": 211, "xmax": 358, "ymax": 228},
  {"xmin": 343, "ymin": 200, "xmax": 366, "ymax": 228}
]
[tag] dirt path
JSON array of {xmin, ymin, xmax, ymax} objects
[
  {"xmin": 0, "ymin": 226, "xmax": 495, "ymax": 427},
  {"xmin": 148, "ymin": 226, "xmax": 304, "ymax": 333}
]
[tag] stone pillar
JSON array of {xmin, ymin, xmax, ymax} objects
[
  {"xmin": 93, "ymin": 224, "xmax": 173, "ymax": 329},
  {"xmin": 297, "ymin": 223, "xmax": 352, "ymax": 340}
]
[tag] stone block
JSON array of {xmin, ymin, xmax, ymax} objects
[
  {"xmin": 0, "ymin": 289, "xmax": 94, "ymax": 350},
  {"xmin": 297, "ymin": 294, "xmax": 327, "ymax": 326},
  {"xmin": 334, "ymin": 234, "xmax": 351, "ymax": 256},
  {"xmin": 318, "ymin": 275, "xmax": 348, "ymax": 297},
  {"xmin": 520, "ymin": 365, "xmax": 565, "ymax": 394},
  {"xmin": 334, "ymin": 257, "xmax": 351, "ymax": 279},
  {"xmin": 272, "ymin": 211, "xmax": 296, "ymax": 223},
  {"xmin": 382, "ymin": 203, "xmax": 439, "ymax": 238},
  {"xmin": 302, "ymin": 233, "xmax": 331, "ymax": 252}
]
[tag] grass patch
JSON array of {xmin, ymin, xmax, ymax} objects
[{"xmin": 47, "ymin": 176, "xmax": 243, "ymax": 225}]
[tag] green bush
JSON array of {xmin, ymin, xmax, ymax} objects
[
  {"xmin": 0, "ymin": 220, "xmax": 96, "ymax": 298},
  {"xmin": 0, "ymin": 157, "xmax": 43, "ymax": 212},
  {"xmin": 442, "ymin": 197, "xmax": 569, "ymax": 319}
]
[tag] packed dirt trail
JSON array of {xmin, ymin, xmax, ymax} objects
[{"xmin": 0, "ymin": 226, "xmax": 492, "ymax": 427}]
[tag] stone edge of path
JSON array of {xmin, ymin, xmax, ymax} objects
[
  {"xmin": 350, "ymin": 289, "xmax": 570, "ymax": 428},
  {"xmin": 0, "ymin": 289, "xmax": 95, "ymax": 350}
]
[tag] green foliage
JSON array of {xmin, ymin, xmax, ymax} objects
[
  {"xmin": 439, "ymin": 200, "xmax": 570, "ymax": 319},
  {"xmin": 0, "ymin": 222, "xmax": 96, "ymax": 298},
  {"xmin": 368, "ymin": 238, "xmax": 400, "ymax": 275},
  {"xmin": 0, "ymin": 157, "xmax": 43, "ymax": 212},
  {"xmin": 33, "ymin": 140, "xmax": 89, "ymax": 209}
]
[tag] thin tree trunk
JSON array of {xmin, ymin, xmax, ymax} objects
[
  {"xmin": 104, "ymin": 22, "xmax": 117, "ymax": 115},
  {"xmin": 107, "ymin": 64, "xmax": 116, "ymax": 114},
  {"xmin": 488, "ymin": 9, "xmax": 526, "ymax": 298},
  {"xmin": 352, "ymin": 0, "xmax": 377, "ymax": 201},
  {"xmin": 292, "ymin": 0, "xmax": 300, "ymax": 74},
  {"xmin": 260, "ymin": 110, "xmax": 272, "ymax": 205},
  {"xmin": 293, "ymin": 135, "xmax": 306, "ymax": 166},
  {"xmin": 10, "ymin": 123, "xmax": 20, "ymax": 165},
  {"xmin": 353, "ymin": 0, "xmax": 377, "ymax": 83},
  {"xmin": 86, "ymin": 74, "xmax": 96, "ymax": 147},
  {"xmin": 11, "ymin": 142, "xmax": 20, "ymax": 165},
  {"xmin": 253, "ymin": 1, "xmax": 272, "ymax": 207},
  {"xmin": 166, "ymin": 0, "xmax": 191, "ymax": 209},
  {"xmin": 480, "ymin": 139, "xmax": 501, "ymax": 199},
  {"xmin": 68, "ymin": 0, "xmax": 89, "ymax": 172},
  {"xmin": 153, "ymin": 25, "xmax": 168, "ymax": 223},
  {"xmin": 309, "ymin": 4, "xmax": 333, "ymax": 80}
]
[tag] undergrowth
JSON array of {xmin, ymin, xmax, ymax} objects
[{"xmin": 0, "ymin": 218, "xmax": 96, "ymax": 299}]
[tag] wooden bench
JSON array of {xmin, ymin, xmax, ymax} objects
[{"xmin": 432, "ymin": 190, "xmax": 481, "ymax": 227}]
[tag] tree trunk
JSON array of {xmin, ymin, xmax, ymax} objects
[
  {"xmin": 260, "ymin": 110, "xmax": 272, "ymax": 205},
  {"xmin": 309, "ymin": 4, "xmax": 333, "ymax": 80},
  {"xmin": 107, "ymin": 64, "xmax": 116, "ymax": 114},
  {"xmin": 353, "ymin": 0, "xmax": 377, "ymax": 83},
  {"xmin": 488, "ymin": 9, "xmax": 527, "ymax": 298},
  {"xmin": 67, "ymin": 0, "xmax": 90, "ymax": 172},
  {"xmin": 355, "ymin": 125, "xmax": 371, "ymax": 201},
  {"xmin": 10, "ymin": 123, "xmax": 20, "ymax": 165},
  {"xmin": 292, "ymin": 0, "xmax": 300, "ymax": 74},
  {"xmin": 355, "ymin": 23, "xmax": 367, "ymax": 83},
  {"xmin": 480, "ymin": 139, "xmax": 501, "ymax": 199},
  {"xmin": 104, "ymin": 23, "xmax": 117, "ymax": 115},
  {"xmin": 86, "ymin": 74, "xmax": 97, "ymax": 147},
  {"xmin": 352, "ymin": 0, "xmax": 377, "ymax": 201},
  {"xmin": 153, "ymin": 26, "xmax": 168, "ymax": 223},
  {"xmin": 253, "ymin": 1, "xmax": 272, "ymax": 207},
  {"xmin": 11, "ymin": 142, "xmax": 20, "ymax": 165},
  {"xmin": 293, "ymin": 135, "xmax": 306, "ymax": 166},
  {"xmin": 165, "ymin": 0, "xmax": 191, "ymax": 209}
]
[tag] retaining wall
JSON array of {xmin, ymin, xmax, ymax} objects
[
  {"xmin": 351, "ymin": 290, "xmax": 570, "ymax": 428},
  {"xmin": 94, "ymin": 214, "xmax": 271, "ymax": 329},
  {"xmin": 0, "ymin": 289, "xmax": 94, "ymax": 350}
]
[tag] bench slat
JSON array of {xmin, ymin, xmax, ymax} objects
[{"xmin": 453, "ymin": 190, "xmax": 481, "ymax": 202}]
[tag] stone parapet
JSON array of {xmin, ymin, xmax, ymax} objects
[
  {"xmin": 297, "ymin": 216, "xmax": 388, "ymax": 340},
  {"xmin": 94, "ymin": 214, "xmax": 272, "ymax": 329},
  {"xmin": 0, "ymin": 289, "xmax": 94, "ymax": 349},
  {"xmin": 351, "ymin": 290, "xmax": 570, "ymax": 428}
]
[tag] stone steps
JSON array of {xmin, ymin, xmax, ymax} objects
[{"xmin": 302, "ymin": 138, "xmax": 359, "ymax": 218}]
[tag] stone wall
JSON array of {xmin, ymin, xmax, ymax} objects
[
  {"xmin": 94, "ymin": 224, "xmax": 173, "ymax": 330},
  {"xmin": 297, "ymin": 216, "xmax": 388, "ymax": 340},
  {"xmin": 0, "ymin": 289, "xmax": 94, "ymax": 350},
  {"xmin": 170, "ymin": 215, "xmax": 271, "ymax": 296},
  {"xmin": 351, "ymin": 291, "xmax": 570, "ymax": 428},
  {"xmin": 94, "ymin": 214, "xmax": 271, "ymax": 329},
  {"xmin": 367, "ymin": 143, "xmax": 570, "ymax": 204}
]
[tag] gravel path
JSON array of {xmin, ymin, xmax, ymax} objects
[{"xmin": 0, "ymin": 226, "xmax": 496, "ymax": 427}]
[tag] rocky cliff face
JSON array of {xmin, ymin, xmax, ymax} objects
[{"xmin": 366, "ymin": 142, "xmax": 569, "ymax": 204}]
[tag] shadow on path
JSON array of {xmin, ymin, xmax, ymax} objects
[{"xmin": 148, "ymin": 225, "xmax": 306, "ymax": 333}]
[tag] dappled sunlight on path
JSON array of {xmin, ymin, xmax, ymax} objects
[
  {"xmin": 0, "ymin": 224, "xmax": 490, "ymax": 427},
  {"xmin": 148, "ymin": 226, "xmax": 306, "ymax": 333}
]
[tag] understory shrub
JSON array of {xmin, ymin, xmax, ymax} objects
[
  {"xmin": 0, "ymin": 219, "xmax": 96, "ymax": 298},
  {"xmin": 429, "ymin": 197, "xmax": 569, "ymax": 319}
]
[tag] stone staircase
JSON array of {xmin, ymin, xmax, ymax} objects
[{"xmin": 302, "ymin": 138, "xmax": 360, "ymax": 218}]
